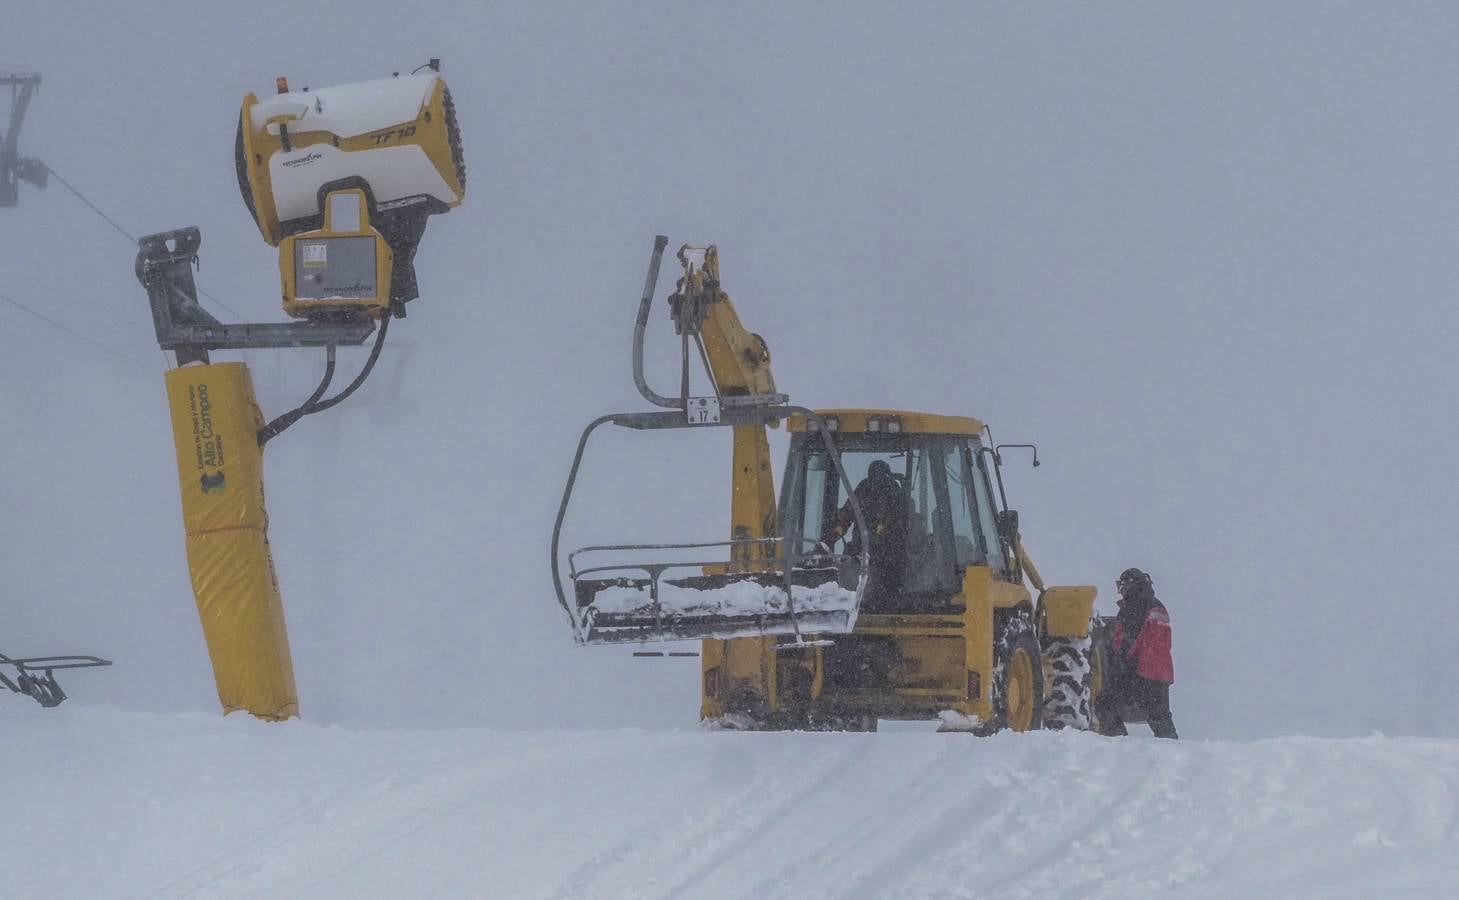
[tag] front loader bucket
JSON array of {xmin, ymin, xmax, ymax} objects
[{"xmin": 568, "ymin": 541, "xmax": 862, "ymax": 644}]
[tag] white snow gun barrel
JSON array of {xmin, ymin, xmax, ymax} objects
[
  {"xmin": 0, "ymin": 652, "xmax": 111, "ymax": 708},
  {"xmin": 236, "ymin": 60, "xmax": 465, "ymax": 314}
]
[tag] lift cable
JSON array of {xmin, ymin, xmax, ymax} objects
[
  {"xmin": 41, "ymin": 163, "xmax": 136, "ymax": 246},
  {"xmin": 0, "ymin": 286, "xmax": 145, "ymax": 366},
  {"xmin": 42, "ymin": 162, "xmax": 249, "ymax": 323}
]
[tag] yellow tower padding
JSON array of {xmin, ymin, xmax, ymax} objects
[{"xmin": 164, "ymin": 362, "xmax": 298, "ymax": 720}]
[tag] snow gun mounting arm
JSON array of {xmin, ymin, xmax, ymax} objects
[
  {"xmin": 135, "ymin": 228, "xmax": 376, "ymax": 365},
  {"xmin": 0, "ymin": 652, "xmax": 112, "ymax": 708},
  {"xmin": 136, "ymin": 227, "xmax": 398, "ymax": 445}
]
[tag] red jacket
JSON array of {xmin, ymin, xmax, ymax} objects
[{"xmin": 1112, "ymin": 602, "xmax": 1174, "ymax": 683}]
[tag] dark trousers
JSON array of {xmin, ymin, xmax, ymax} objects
[{"xmin": 1096, "ymin": 676, "xmax": 1178, "ymax": 739}]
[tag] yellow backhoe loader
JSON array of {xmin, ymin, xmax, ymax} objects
[{"xmin": 552, "ymin": 237, "xmax": 1098, "ymax": 732}]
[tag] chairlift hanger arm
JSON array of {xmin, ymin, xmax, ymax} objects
[
  {"xmin": 4, "ymin": 75, "xmax": 40, "ymax": 149},
  {"xmin": 632, "ymin": 235, "xmax": 678, "ymax": 408},
  {"xmin": 2, "ymin": 74, "xmax": 44, "ymax": 206}
]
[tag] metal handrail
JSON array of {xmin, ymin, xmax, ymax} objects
[
  {"xmin": 570, "ymin": 536, "xmax": 815, "ymax": 569},
  {"xmin": 570, "ymin": 554, "xmax": 850, "ymax": 584},
  {"xmin": 0, "ymin": 654, "xmax": 112, "ymax": 670},
  {"xmin": 550, "ymin": 411, "xmax": 869, "ymax": 644},
  {"xmin": 0, "ymin": 653, "xmax": 111, "ymax": 708}
]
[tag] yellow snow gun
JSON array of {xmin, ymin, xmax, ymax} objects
[
  {"xmin": 135, "ymin": 61, "xmax": 466, "ymax": 720},
  {"xmin": 236, "ymin": 60, "xmax": 465, "ymax": 316}
]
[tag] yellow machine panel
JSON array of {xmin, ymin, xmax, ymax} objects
[
  {"xmin": 786, "ymin": 409, "xmax": 984, "ymax": 437},
  {"xmin": 278, "ymin": 188, "xmax": 394, "ymax": 320},
  {"xmin": 961, "ymin": 567, "xmax": 997, "ymax": 720},
  {"xmin": 164, "ymin": 363, "xmax": 298, "ymax": 720},
  {"xmin": 1041, "ymin": 586, "xmax": 1097, "ymax": 638}
]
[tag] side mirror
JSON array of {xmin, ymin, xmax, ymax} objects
[{"xmin": 995, "ymin": 509, "xmax": 1020, "ymax": 543}]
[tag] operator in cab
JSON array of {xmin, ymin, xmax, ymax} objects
[
  {"xmin": 822, "ymin": 460, "xmax": 908, "ymax": 602},
  {"xmin": 1096, "ymin": 567, "xmax": 1178, "ymax": 739}
]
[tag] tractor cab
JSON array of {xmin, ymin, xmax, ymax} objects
[{"xmin": 782, "ymin": 410, "xmax": 1015, "ymax": 612}]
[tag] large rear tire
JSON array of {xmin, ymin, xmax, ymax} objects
[
  {"xmin": 996, "ymin": 616, "xmax": 1044, "ymax": 733},
  {"xmin": 1042, "ymin": 632, "xmax": 1093, "ymax": 730}
]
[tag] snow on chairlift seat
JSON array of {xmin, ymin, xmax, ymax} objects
[{"xmin": 574, "ymin": 562, "xmax": 859, "ymax": 644}]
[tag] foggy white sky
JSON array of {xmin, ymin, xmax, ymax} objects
[{"xmin": 4, "ymin": 2, "xmax": 1457, "ymax": 738}]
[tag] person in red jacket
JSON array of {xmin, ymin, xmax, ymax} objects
[{"xmin": 1095, "ymin": 567, "xmax": 1178, "ymax": 739}]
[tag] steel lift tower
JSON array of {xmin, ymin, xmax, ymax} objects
[{"xmin": 1, "ymin": 74, "xmax": 46, "ymax": 207}]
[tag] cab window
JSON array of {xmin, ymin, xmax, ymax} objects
[
  {"xmin": 942, "ymin": 441, "xmax": 984, "ymax": 568},
  {"xmin": 968, "ymin": 440, "xmax": 1008, "ymax": 574}
]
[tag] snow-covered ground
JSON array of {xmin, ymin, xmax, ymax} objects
[{"xmin": 5, "ymin": 703, "xmax": 1456, "ymax": 899}]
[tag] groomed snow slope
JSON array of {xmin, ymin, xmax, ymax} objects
[{"xmin": 5, "ymin": 705, "xmax": 1457, "ymax": 899}]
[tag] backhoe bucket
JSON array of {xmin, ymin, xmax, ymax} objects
[{"xmin": 568, "ymin": 541, "xmax": 863, "ymax": 644}]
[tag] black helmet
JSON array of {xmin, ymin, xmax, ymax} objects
[
  {"xmin": 868, "ymin": 460, "xmax": 892, "ymax": 479},
  {"xmin": 1116, "ymin": 567, "xmax": 1152, "ymax": 594}
]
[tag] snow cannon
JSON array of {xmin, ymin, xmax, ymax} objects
[
  {"xmin": 130, "ymin": 62, "xmax": 466, "ymax": 723},
  {"xmin": 235, "ymin": 62, "xmax": 466, "ymax": 315}
]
